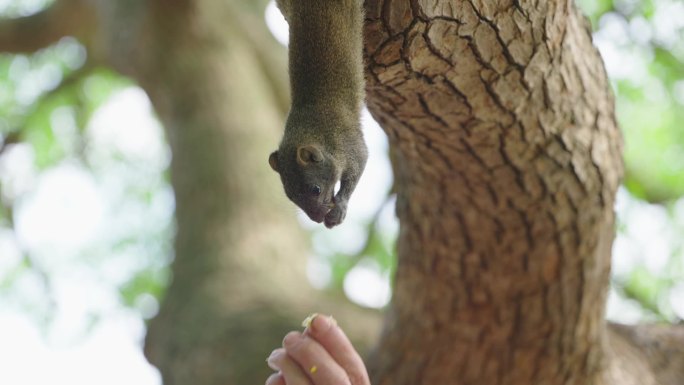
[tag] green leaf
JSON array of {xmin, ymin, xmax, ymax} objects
[
  {"xmin": 640, "ymin": 0, "xmax": 656, "ymax": 19},
  {"xmin": 576, "ymin": 0, "xmax": 615, "ymax": 27},
  {"xmin": 22, "ymin": 91, "xmax": 73, "ymax": 168},
  {"xmin": 623, "ymin": 266, "xmax": 662, "ymax": 311},
  {"xmin": 651, "ymin": 47, "xmax": 684, "ymax": 86},
  {"xmin": 615, "ymin": 79, "xmax": 644, "ymax": 102},
  {"xmin": 620, "ymin": 98, "xmax": 684, "ymax": 202},
  {"xmin": 119, "ymin": 268, "xmax": 169, "ymax": 308}
]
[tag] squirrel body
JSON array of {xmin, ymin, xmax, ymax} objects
[{"xmin": 269, "ymin": 0, "xmax": 368, "ymax": 228}]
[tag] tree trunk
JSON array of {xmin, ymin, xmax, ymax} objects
[
  {"xmin": 116, "ymin": 2, "xmax": 380, "ymax": 384},
  {"xmin": 130, "ymin": 4, "xmax": 314, "ymax": 384},
  {"xmin": 363, "ymin": 1, "xmax": 681, "ymax": 384}
]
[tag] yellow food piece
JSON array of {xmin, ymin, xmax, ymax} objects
[
  {"xmin": 301, "ymin": 313, "xmax": 319, "ymax": 329},
  {"xmin": 310, "ymin": 365, "xmax": 318, "ymax": 374}
]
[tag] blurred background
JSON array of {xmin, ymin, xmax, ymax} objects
[{"xmin": 0, "ymin": 0, "xmax": 682, "ymax": 383}]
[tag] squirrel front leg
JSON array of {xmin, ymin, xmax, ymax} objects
[{"xmin": 324, "ymin": 148, "xmax": 368, "ymax": 228}]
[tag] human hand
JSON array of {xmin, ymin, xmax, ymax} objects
[{"xmin": 266, "ymin": 314, "xmax": 371, "ymax": 385}]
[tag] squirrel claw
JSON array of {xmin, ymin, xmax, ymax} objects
[
  {"xmin": 324, "ymin": 205, "xmax": 346, "ymax": 228},
  {"xmin": 325, "ymin": 206, "xmax": 347, "ymax": 229}
]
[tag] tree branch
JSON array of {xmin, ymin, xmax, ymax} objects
[
  {"xmin": 0, "ymin": 131, "xmax": 20, "ymax": 157},
  {"xmin": 0, "ymin": 0, "xmax": 97, "ymax": 53},
  {"xmin": 609, "ymin": 323, "xmax": 684, "ymax": 385},
  {"xmin": 227, "ymin": 3, "xmax": 290, "ymax": 117}
]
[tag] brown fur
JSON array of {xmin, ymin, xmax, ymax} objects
[{"xmin": 269, "ymin": 0, "xmax": 367, "ymax": 228}]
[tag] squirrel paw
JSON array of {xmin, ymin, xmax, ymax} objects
[{"xmin": 324, "ymin": 205, "xmax": 346, "ymax": 228}]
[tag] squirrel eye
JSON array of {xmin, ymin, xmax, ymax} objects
[{"xmin": 310, "ymin": 185, "xmax": 321, "ymax": 196}]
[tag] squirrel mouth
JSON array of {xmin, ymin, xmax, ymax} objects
[{"xmin": 306, "ymin": 204, "xmax": 334, "ymax": 223}]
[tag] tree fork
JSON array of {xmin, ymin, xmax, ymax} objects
[{"xmin": 0, "ymin": 0, "xmax": 97, "ymax": 53}]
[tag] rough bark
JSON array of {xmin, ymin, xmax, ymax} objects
[{"xmin": 362, "ymin": 1, "xmax": 680, "ymax": 384}]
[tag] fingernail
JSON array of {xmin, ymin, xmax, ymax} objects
[
  {"xmin": 283, "ymin": 331, "xmax": 301, "ymax": 348},
  {"xmin": 266, "ymin": 350, "xmax": 281, "ymax": 371},
  {"xmin": 310, "ymin": 314, "xmax": 336, "ymax": 333}
]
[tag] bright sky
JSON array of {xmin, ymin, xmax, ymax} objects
[
  {"xmin": 0, "ymin": 89, "xmax": 165, "ymax": 384},
  {"xmin": 0, "ymin": 311, "xmax": 160, "ymax": 385},
  {"xmin": 0, "ymin": 1, "xmax": 683, "ymax": 384}
]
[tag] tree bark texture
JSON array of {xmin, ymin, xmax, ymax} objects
[{"xmin": 361, "ymin": 1, "xmax": 680, "ymax": 384}]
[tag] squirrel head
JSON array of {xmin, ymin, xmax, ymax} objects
[{"xmin": 269, "ymin": 144, "xmax": 339, "ymax": 223}]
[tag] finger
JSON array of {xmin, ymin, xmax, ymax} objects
[
  {"xmin": 265, "ymin": 372, "xmax": 286, "ymax": 385},
  {"xmin": 305, "ymin": 315, "xmax": 370, "ymax": 385},
  {"xmin": 283, "ymin": 331, "xmax": 350, "ymax": 385},
  {"xmin": 267, "ymin": 348, "xmax": 312, "ymax": 385}
]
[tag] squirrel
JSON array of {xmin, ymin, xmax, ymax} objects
[{"xmin": 269, "ymin": 0, "xmax": 368, "ymax": 228}]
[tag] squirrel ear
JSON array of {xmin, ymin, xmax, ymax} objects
[
  {"xmin": 269, "ymin": 151, "xmax": 279, "ymax": 173},
  {"xmin": 296, "ymin": 145, "xmax": 324, "ymax": 166}
]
